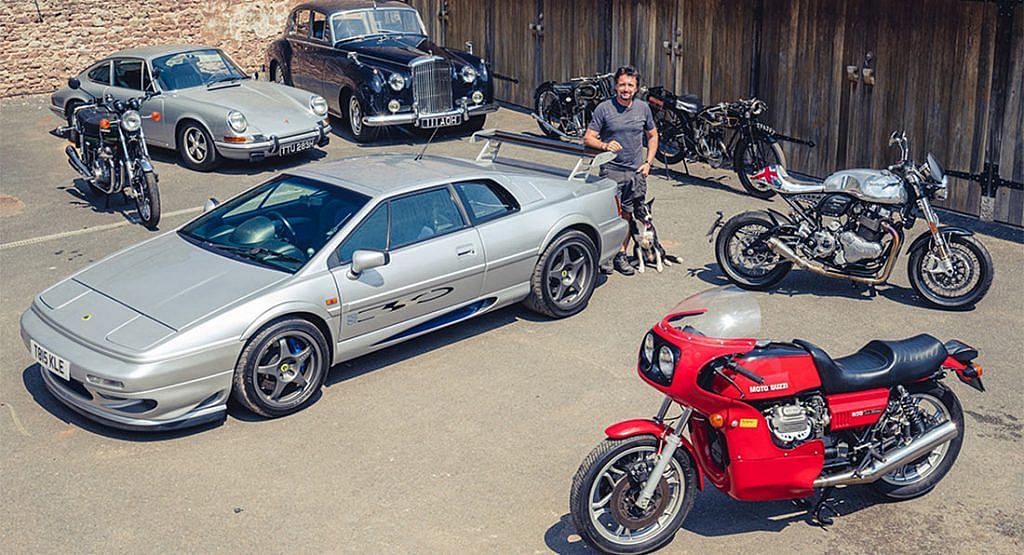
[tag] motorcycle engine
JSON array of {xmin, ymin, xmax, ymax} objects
[
  {"xmin": 832, "ymin": 204, "xmax": 887, "ymax": 265},
  {"xmin": 763, "ymin": 396, "xmax": 829, "ymax": 448}
]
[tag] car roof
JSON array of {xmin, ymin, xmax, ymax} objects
[
  {"xmin": 293, "ymin": 0, "xmax": 413, "ymax": 14},
  {"xmin": 100, "ymin": 44, "xmax": 221, "ymax": 61}
]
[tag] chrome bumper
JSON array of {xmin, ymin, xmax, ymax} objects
[
  {"xmin": 215, "ymin": 124, "xmax": 331, "ymax": 162},
  {"xmin": 363, "ymin": 102, "xmax": 497, "ymax": 127}
]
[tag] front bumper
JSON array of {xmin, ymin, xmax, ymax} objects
[
  {"xmin": 215, "ymin": 123, "xmax": 331, "ymax": 162},
  {"xmin": 363, "ymin": 102, "xmax": 497, "ymax": 127},
  {"xmin": 21, "ymin": 307, "xmax": 235, "ymax": 432}
]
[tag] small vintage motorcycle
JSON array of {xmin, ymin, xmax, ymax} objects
[
  {"xmin": 570, "ymin": 287, "xmax": 985, "ymax": 554},
  {"xmin": 533, "ymin": 72, "xmax": 615, "ymax": 139},
  {"xmin": 713, "ymin": 132, "xmax": 993, "ymax": 310},
  {"xmin": 54, "ymin": 77, "xmax": 162, "ymax": 229},
  {"xmin": 645, "ymin": 86, "xmax": 814, "ymax": 199}
]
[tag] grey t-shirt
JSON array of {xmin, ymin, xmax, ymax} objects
[{"xmin": 587, "ymin": 98, "xmax": 656, "ymax": 171}]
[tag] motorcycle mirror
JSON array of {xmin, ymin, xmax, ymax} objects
[
  {"xmin": 68, "ymin": 77, "xmax": 81, "ymax": 90},
  {"xmin": 202, "ymin": 198, "xmax": 219, "ymax": 213}
]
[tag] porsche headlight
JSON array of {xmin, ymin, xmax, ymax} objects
[
  {"xmin": 642, "ymin": 332, "xmax": 655, "ymax": 363},
  {"xmin": 121, "ymin": 110, "xmax": 142, "ymax": 132},
  {"xmin": 460, "ymin": 65, "xmax": 477, "ymax": 84},
  {"xmin": 310, "ymin": 95, "xmax": 328, "ymax": 116},
  {"xmin": 227, "ymin": 111, "xmax": 247, "ymax": 133},
  {"xmin": 657, "ymin": 346, "xmax": 676, "ymax": 381},
  {"xmin": 388, "ymin": 73, "xmax": 406, "ymax": 91}
]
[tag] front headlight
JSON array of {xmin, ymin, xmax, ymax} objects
[
  {"xmin": 657, "ymin": 346, "xmax": 676, "ymax": 381},
  {"xmin": 388, "ymin": 73, "xmax": 406, "ymax": 91},
  {"xmin": 642, "ymin": 332, "xmax": 655, "ymax": 363},
  {"xmin": 121, "ymin": 110, "xmax": 142, "ymax": 132},
  {"xmin": 310, "ymin": 96, "xmax": 328, "ymax": 116},
  {"xmin": 460, "ymin": 65, "xmax": 477, "ymax": 84},
  {"xmin": 227, "ymin": 111, "xmax": 247, "ymax": 133}
]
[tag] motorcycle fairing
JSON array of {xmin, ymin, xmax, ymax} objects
[
  {"xmin": 604, "ymin": 419, "xmax": 705, "ymax": 490},
  {"xmin": 716, "ymin": 344, "xmax": 823, "ymax": 401}
]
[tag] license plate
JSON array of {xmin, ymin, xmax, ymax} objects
[
  {"xmin": 279, "ymin": 137, "xmax": 316, "ymax": 156},
  {"xmin": 31, "ymin": 340, "xmax": 70, "ymax": 381},
  {"xmin": 419, "ymin": 114, "xmax": 463, "ymax": 129}
]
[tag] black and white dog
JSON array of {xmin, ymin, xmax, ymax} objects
[{"xmin": 630, "ymin": 198, "xmax": 681, "ymax": 273}]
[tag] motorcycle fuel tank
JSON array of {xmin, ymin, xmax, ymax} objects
[{"xmin": 822, "ymin": 169, "xmax": 907, "ymax": 205}]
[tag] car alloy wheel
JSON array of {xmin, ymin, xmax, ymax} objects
[
  {"xmin": 184, "ymin": 127, "xmax": 209, "ymax": 164},
  {"xmin": 177, "ymin": 123, "xmax": 220, "ymax": 171}
]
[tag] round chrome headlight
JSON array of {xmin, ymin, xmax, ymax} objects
[
  {"xmin": 471, "ymin": 90, "xmax": 484, "ymax": 105},
  {"xmin": 121, "ymin": 110, "xmax": 142, "ymax": 132},
  {"xmin": 388, "ymin": 73, "xmax": 406, "ymax": 91},
  {"xmin": 310, "ymin": 95, "xmax": 328, "ymax": 116},
  {"xmin": 657, "ymin": 346, "xmax": 676, "ymax": 381},
  {"xmin": 227, "ymin": 111, "xmax": 247, "ymax": 133},
  {"xmin": 642, "ymin": 332, "xmax": 655, "ymax": 363},
  {"xmin": 460, "ymin": 65, "xmax": 477, "ymax": 84},
  {"xmin": 387, "ymin": 99, "xmax": 401, "ymax": 113}
]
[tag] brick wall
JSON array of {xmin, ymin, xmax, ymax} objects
[{"xmin": 0, "ymin": 0, "xmax": 304, "ymax": 97}]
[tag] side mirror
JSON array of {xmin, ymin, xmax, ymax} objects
[
  {"xmin": 202, "ymin": 198, "xmax": 219, "ymax": 213},
  {"xmin": 348, "ymin": 249, "xmax": 389, "ymax": 278},
  {"xmin": 68, "ymin": 77, "xmax": 81, "ymax": 90}
]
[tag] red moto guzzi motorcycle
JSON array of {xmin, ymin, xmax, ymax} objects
[{"xmin": 570, "ymin": 287, "xmax": 985, "ymax": 554}]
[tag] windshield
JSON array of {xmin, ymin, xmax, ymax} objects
[
  {"xmin": 179, "ymin": 175, "xmax": 370, "ymax": 273},
  {"xmin": 666, "ymin": 286, "xmax": 762, "ymax": 339},
  {"xmin": 152, "ymin": 49, "xmax": 247, "ymax": 91},
  {"xmin": 332, "ymin": 8, "xmax": 426, "ymax": 42}
]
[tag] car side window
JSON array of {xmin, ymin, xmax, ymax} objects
[
  {"xmin": 453, "ymin": 180, "xmax": 519, "ymax": 224},
  {"xmin": 86, "ymin": 62, "xmax": 110, "ymax": 85},
  {"xmin": 390, "ymin": 188, "xmax": 467, "ymax": 249},
  {"xmin": 338, "ymin": 204, "xmax": 389, "ymax": 263},
  {"xmin": 293, "ymin": 9, "xmax": 311, "ymax": 37},
  {"xmin": 312, "ymin": 11, "xmax": 329, "ymax": 41},
  {"xmin": 113, "ymin": 59, "xmax": 144, "ymax": 90}
]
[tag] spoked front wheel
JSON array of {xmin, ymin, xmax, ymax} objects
[
  {"xmin": 534, "ymin": 84, "xmax": 573, "ymax": 138},
  {"xmin": 133, "ymin": 170, "xmax": 161, "ymax": 230},
  {"xmin": 570, "ymin": 435, "xmax": 698, "ymax": 555}
]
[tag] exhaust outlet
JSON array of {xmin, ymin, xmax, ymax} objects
[
  {"xmin": 814, "ymin": 421, "xmax": 958, "ymax": 488},
  {"xmin": 65, "ymin": 145, "xmax": 91, "ymax": 179}
]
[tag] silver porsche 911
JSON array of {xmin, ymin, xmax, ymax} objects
[
  {"xmin": 21, "ymin": 131, "xmax": 627, "ymax": 431},
  {"xmin": 49, "ymin": 45, "xmax": 331, "ymax": 171}
]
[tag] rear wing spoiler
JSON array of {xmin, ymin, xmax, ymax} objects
[{"xmin": 470, "ymin": 129, "xmax": 616, "ymax": 182}]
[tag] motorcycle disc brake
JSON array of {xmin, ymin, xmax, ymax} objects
[{"xmin": 609, "ymin": 471, "xmax": 671, "ymax": 529}]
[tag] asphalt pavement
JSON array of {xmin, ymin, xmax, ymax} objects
[{"xmin": 1, "ymin": 94, "xmax": 1021, "ymax": 553}]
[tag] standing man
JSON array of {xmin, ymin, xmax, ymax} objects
[{"xmin": 584, "ymin": 65, "xmax": 658, "ymax": 276}]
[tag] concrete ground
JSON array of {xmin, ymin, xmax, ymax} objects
[{"xmin": 1, "ymin": 94, "xmax": 1021, "ymax": 554}]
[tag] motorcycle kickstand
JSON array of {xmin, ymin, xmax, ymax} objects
[{"xmin": 808, "ymin": 487, "xmax": 842, "ymax": 528}]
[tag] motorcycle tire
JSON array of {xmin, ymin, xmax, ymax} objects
[
  {"xmin": 652, "ymin": 110, "xmax": 686, "ymax": 165},
  {"xmin": 534, "ymin": 83, "xmax": 568, "ymax": 139},
  {"xmin": 907, "ymin": 233, "xmax": 993, "ymax": 310},
  {"xmin": 134, "ymin": 170, "xmax": 161, "ymax": 230},
  {"xmin": 869, "ymin": 382, "xmax": 964, "ymax": 501},
  {"xmin": 733, "ymin": 138, "xmax": 786, "ymax": 199},
  {"xmin": 714, "ymin": 211, "xmax": 792, "ymax": 290},
  {"xmin": 569, "ymin": 435, "xmax": 698, "ymax": 555},
  {"xmin": 522, "ymin": 229, "xmax": 597, "ymax": 319}
]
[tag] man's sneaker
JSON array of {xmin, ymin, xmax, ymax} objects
[{"xmin": 613, "ymin": 253, "xmax": 635, "ymax": 276}]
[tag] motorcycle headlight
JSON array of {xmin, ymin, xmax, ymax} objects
[
  {"xmin": 642, "ymin": 332, "xmax": 655, "ymax": 363},
  {"xmin": 388, "ymin": 73, "xmax": 406, "ymax": 91},
  {"xmin": 310, "ymin": 95, "xmax": 328, "ymax": 116},
  {"xmin": 227, "ymin": 111, "xmax": 247, "ymax": 133},
  {"xmin": 460, "ymin": 65, "xmax": 477, "ymax": 84},
  {"xmin": 121, "ymin": 110, "xmax": 142, "ymax": 132},
  {"xmin": 657, "ymin": 346, "xmax": 676, "ymax": 381}
]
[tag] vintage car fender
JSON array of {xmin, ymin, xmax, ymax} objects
[
  {"xmin": 605, "ymin": 418, "xmax": 705, "ymax": 490},
  {"xmin": 539, "ymin": 214, "xmax": 601, "ymax": 255}
]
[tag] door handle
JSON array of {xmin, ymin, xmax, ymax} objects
[{"xmin": 456, "ymin": 244, "xmax": 475, "ymax": 256}]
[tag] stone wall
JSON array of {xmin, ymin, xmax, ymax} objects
[{"xmin": 0, "ymin": 0, "xmax": 304, "ymax": 97}]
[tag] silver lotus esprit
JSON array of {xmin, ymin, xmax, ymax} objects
[{"xmin": 21, "ymin": 131, "xmax": 627, "ymax": 431}]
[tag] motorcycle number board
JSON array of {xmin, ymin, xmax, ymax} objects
[
  {"xmin": 419, "ymin": 114, "xmax": 462, "ymax": 129},
  {"xmin": 31, "ymin": 340, "xmax": 70, "ymax": 381}
]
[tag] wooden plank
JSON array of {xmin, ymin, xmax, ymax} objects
[
  {"xmin": 489, "ymin": 1, "xmax": 538, "ymax": 106},
  {"xmin": 446, "ymin": 0, "xmax": 489, "ymax": 58},
  {"xmin": 994, "ymin": 6, "xmax": 1024, "ymax": 226}
]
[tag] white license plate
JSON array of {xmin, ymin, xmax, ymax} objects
[
  {"xmin": 31, "ymin": 340, "xmax": 70, "ymax": 381},
  {"xmin": 279, "ymin": 137, "xmax": 316, "ymax": 156},
  {"xmin": 419, "ymin": 114, "xmax": 463, "ymax": 129}
]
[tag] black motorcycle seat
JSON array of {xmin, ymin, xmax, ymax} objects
[
  {"xmin": 678, "ymin": 93, "xmax": 702, "ymax": 112},
  {"xmin": 793, "ymin": 335, "xmax": 947, "ymax": 394}
]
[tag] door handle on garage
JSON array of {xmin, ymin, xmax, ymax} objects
[{"xmin": 456, "ymin": 245, "xmax": 476, "ymax": 256}]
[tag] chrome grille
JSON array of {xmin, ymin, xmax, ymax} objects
[{"xmin": 412, "ymin": 59, "xmax": 453, "ymax": 115}]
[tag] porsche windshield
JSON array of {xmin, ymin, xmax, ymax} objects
[
  {"xmin": 332, "ymin": 8, "xmax": 426, "ymax": 42},
  {"xmin": 152, "ymin": 49, "xmax": 247, "ymax": 91},
  {"xmin": 179, "ymin": 176, "xmax": 370, "ymax": 273}
]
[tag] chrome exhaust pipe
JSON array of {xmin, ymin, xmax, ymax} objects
[
  {"xmin": 65, "ymin": 145, "xmax": 91, "ymax": 179},
  {"xmin": 813, "ymin": 421, "xmax": 958, "ymax": 488}
]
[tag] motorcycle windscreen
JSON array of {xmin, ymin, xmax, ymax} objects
[{"xmin": 665, "ymin": 286, "xmax": 761, "ymax": 339}]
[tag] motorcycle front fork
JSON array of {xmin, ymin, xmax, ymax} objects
[
  {"xmin": 635, "ymin": 397, "xmax": 693, "ymax": 510},
  {"xmin": 918, "ymin": 199, "xmax": 955, "ymax": 274}
]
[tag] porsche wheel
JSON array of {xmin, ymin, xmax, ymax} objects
[
  {"xmin": 232, "ymin": 318, "xmax": 330, "ymax": 418},
  {"xmin": 523, "ymin": 230, "xmax": 597, "ymax": 319},
  {"xmin": 178, "ymin": 122, "xmax": 220, "ymax": 172}
]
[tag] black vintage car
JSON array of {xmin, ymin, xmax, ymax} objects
[{"xmin": 267, "ymin": 0, "xmax": 496, "ymax": 142}]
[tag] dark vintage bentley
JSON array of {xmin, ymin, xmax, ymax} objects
[{"xmin": 267, "ymin": 0, "xmax": 497, "ymax": 142}]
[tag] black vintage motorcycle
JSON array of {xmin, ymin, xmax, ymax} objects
[
  {"xmin": 54, "ymin": 77, "xmax": 161, "ymax": 229},
  {"xmin": 533, "ymin": 72, "xmax": 615, "ymax": 140},
  {"xmin": 713, "ymin": 131, "xmax": 993, "ymax": 310},
  {"xmin": 646, "ymin": 86, "xmax": 814, "ymax": 199}
]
